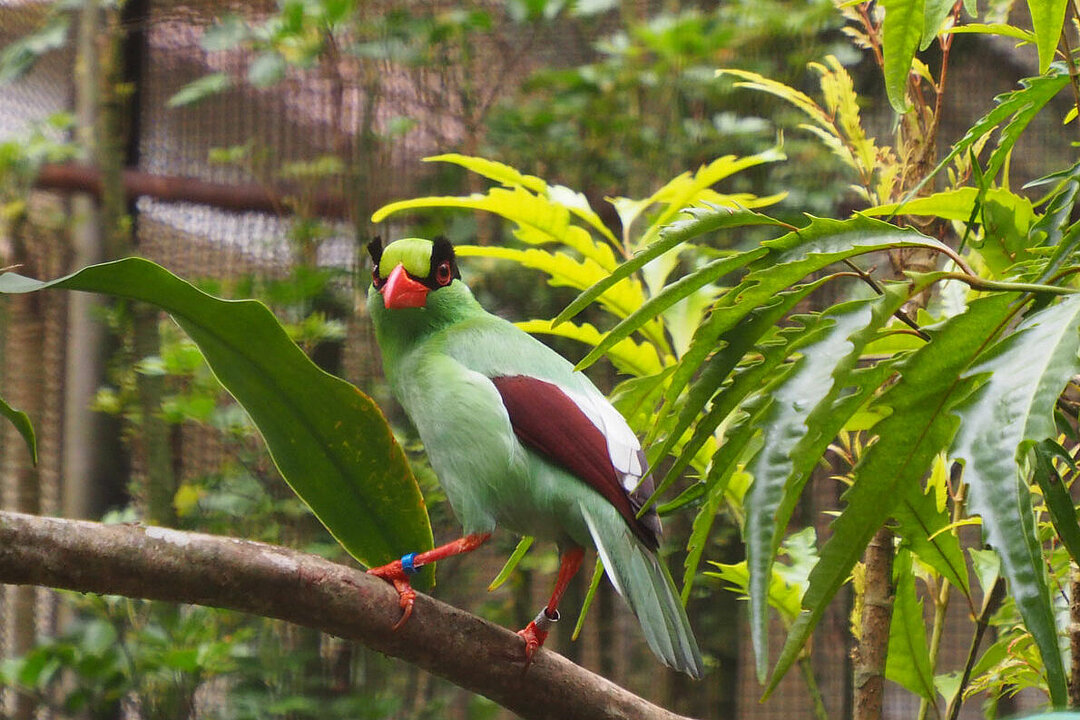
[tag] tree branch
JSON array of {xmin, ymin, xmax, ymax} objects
[{"xmin": 0, "ymin": 511, "xmax": 696, "ymax": 720}]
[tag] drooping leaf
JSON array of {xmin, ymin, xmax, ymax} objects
[
  {"xmin": 1032, "ymin": 439, "xmax": 1080, "ymax": 565},
  {"xmin": 1027, "ymin": 0, "xmax": 1069, "ymax": 73},
  {"xmin": 921, "ymin": 0, "xmax": 955, "ymax": 49},
  {"xmin": 0, "ymin": 394, "xmax": 36, "ymax": 466},
  {"xmin": 0, "ymin": 258, "xmax": 434, "ymax": 586},
  {"xmin": 886, "ymin": 549, "xmax": 935, "ymax": 700},
  {"xmin": 882, "ymin": 0, "xmax": 925, "ymax": 112},
  {"xmin": 950, "ymin": 295, "xmax": 1080, "ymax": 707},
  {"xmin": 767, "ymin": 293, "xmax": 1016, "ymax": 696}
]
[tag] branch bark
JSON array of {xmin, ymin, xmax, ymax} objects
[
  {"xmin": 33, "ymin": 164, "xmax": 351, "ymax": 220},
  {"xmin": 0, "ymin": 511, "xmax": 696, "ymax": 720}
]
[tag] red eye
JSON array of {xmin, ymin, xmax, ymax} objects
[
  {"xmin": 436, "ymin": 260, "xmax": 453, "ymax": 286},
  {"xmin": 372, "ymin": 267, "xmax": 385, "ymax": 289}
]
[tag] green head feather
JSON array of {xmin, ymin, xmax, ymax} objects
[{"xmin": 380, "ymin": 238, "xmax": 433, "ymax": 277}]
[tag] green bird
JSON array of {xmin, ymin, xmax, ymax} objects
[{"xmin": 365, "ymin": 236, "xmax": 703, "ymax": 678}]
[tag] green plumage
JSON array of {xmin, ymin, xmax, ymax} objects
[{"xmin": 368, "ymin": 237, "xmax": 703, "ymax": 678}]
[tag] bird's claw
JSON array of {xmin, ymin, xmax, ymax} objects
[
  {"xmin": 517, "ymin": 621, "xmax": 549, "ymax": 667},
  {"xmin": 367, "ymin": 561, "xmax": 416, "ymax": 630}
]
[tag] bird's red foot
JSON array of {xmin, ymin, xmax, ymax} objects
[
  {"xmin": 517, "ymin": 608, "xmax": 559, "ymax": 667},
  {"xmin": 367, "ymin": 559, "xmax": 417, "ymax": 630}
]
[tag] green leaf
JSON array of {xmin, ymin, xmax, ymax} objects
[
  {"xmin": 908, "ymin": 65, "xmax": 1069, "ymax": 201},
  {"xmin": 767, "ymin": 293, "xmax": 1016, "ymax": 696},
  {"xmin": 1032, "ymin": 440, "xmax": 1080, "ymax": 565},
  {"xmin": 950, "ymin": 295, "xmax": 1080, "ymax": 707},
  {"xmin": 892, "ymin": 460, "xmax": 970, "ymax": 595},
  {"xmin": 488, "ymin": 536, "xmax": 533, "ymax": 591},
  {"xmin": 1028, "ymin": 0, "xmax": 1069, "ymax": 73},
  {"xmin": 0, "ymin": 258, "xmax": 433, "ymax": 586},
  {"xmin": 921, "ymin": 0, "xmax": 954, "ymax": 49},
  {"xmin": 747, "ymin": 290, "xmax": 910, "ymax": 680},
  {"xmin": 0, "ymin": 394, "xmax": 36, "ymax": 466},
  {"xmin": 945, "ymin": 23, "xmax": 1036, "ymax": 43},
  {"xmin": 554, "ymin": 203, "xmax": 783, "ymax": 327},
  {"xmin": 0, "ymin": 15, "xmax": 70, "ymax": 85},
  {"xmin": 247, "ymin": 52, "xmax": 286, "ymax": 88},
  {"xmin": 167, "ymin": 73, "xmax": 232, "ymax": 108},
  {"xmin": 882, "ymin": 0, "xmax": 924, "ymax": 112},
  {"xmin": 886, "ymin": 549, "xmax": 935, "ymax": 700},
  {"xmin": 652, "ymin": 279, "xmax": 830, "ymax": 495},
  {"xmin": 662, "ymin": 216, "xmax": 952, "ymax": 420},
  {"xmin": 200, "ymin": 15, "xmax": 250, "ymax": 52}
]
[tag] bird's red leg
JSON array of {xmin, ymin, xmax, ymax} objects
[
  {"xmin": 517, "ymin": 545, "xmax": 585, "ymax": 665},
  {"xmin": 367, "ymin": 532, "xmax": 490, "ymax": 630}
]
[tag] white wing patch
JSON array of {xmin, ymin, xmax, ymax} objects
[{"xmin": 564, "ymin": 387, "xmax": 645, "ymax": 493}]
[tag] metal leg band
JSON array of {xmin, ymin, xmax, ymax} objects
[{"xmin": 533, "ymin": 608, "xmax": 559, "ymax": 633}]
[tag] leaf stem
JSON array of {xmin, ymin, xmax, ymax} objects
[
  {"xmin": 842, "ymin": 259, "xmax": 930, "ymax": 340},
  {"xmin": 798, "ymin": 654, "xmax": 831, "ymax": 720},
  {"xmin": 935, "ymin": 272, "xmax": 1080, "ymax": 296},
  {"xmin": 944, "ymin": 577, "xmax": 1007, "ymax": 720}
]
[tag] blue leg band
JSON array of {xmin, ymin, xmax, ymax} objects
[{"xmin": 400, "ymin": 552, "xmax": 420, "ymax": 575}]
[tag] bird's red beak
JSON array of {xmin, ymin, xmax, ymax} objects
[{"xmin": 381, "ymin": 263, "xmax": 429, "ymax": 309}]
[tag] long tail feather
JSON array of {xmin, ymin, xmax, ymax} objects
[{"xmin": 581, "ymin": 504, "xmax": 704, "ymax": 679}]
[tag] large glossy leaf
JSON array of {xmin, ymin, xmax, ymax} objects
[
  {"xmin": 949, "ymin": 294, "xmax": 1080, "ymax": 707},
  {"xmin": 0, "ymin": 258, "xmax": 434, "ymax": 586},
  {"xmin": 767, "ymin": 293, "xmax": 1016, "ymax": 696}
]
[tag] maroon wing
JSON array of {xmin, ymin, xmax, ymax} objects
[{"xmin": 491, "ymin": 375, "xmax": 659, "ymax": 549}]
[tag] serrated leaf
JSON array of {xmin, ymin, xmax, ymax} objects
[
  {"xmin": 747, "ymin": 289, "xmax": 910, "ymax": 681},
  {"xmin": 374, "ymin": 185, "xmax": 618, "ymax": 270},
  {"xmin": 0, "ymin": 259, "xmax": 434, "ymax": 587},
  {"xmin": 662, "ymin": 216, "xmax": 952, "ymax": 418},
  {"xmin": 882, "ymin": 0, "xmax": 925, "ymax": 112},
  {"xmin": 909, "ymin": 65, "xmax": 1069, "ymax": 201},
  {"xmin": 1028, "ymin": 0, "xmax": 1069, "ymax": 73},
  {"xmin": 652, "ymin": 279, "xmax": 831, "ymax": 492},
  {"xmin": 949, "ymin": 295, "xmax": 1080, "ymax": 707},
  {"xmin": 767, "ymin": 293, "xmax": 1016, "ymax": 696},
  {"xmin": 886, "ymin": 549, "xmax": 935, "ymax": 700},
  {"xmin": 515, "ymin": 318, "xmax": 665, "ymax": 377},
  {"xmin": 554, "ymin": 204, "xmax": 782, "ymax": 327},
  {"xmin": 0, "ymin": 395, "xmax": 36, "ymax": 466}
]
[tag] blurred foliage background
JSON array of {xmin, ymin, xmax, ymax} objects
[{"xmin": 0, "ymin": 0, "xmax": 1070, "ymax": 718}]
